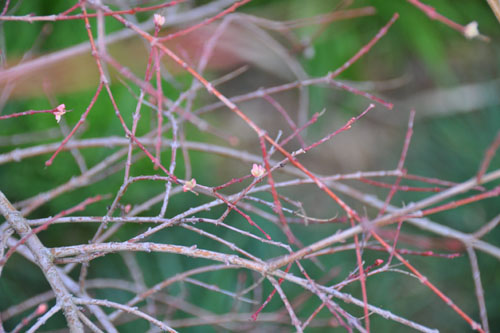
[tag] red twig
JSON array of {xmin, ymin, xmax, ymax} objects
[
  {"xmin": 378, "ymin": 110, "xmax": 416, "ymax": 215},
  {"xmin": 370, "ymin": 231, "xmax": 484, "ymax": 332},
  {"xmin": 295, "ymin": 259, "xmax": 353, "ymax": 332},
  {"xmin": 408, "ymin": 0, "xmax": 462, "ymax": 30},
  {"xmin": 417, "ymin": 186, "xmax": 500, "ymax": 217},
  {"xmin": 377, "ymin": 110, "xmax": 415, "ymax": 265},
  {"xmin": 313, "ymin": 243, "xmax": 461, "ymax": 259},
  {"xmin": 158, "ymin": 0, "xmax": 252, "ymax": 42},
  {"xmin": 477, "ymin": 130, "xmax": 500, "ymax": 184},
  {"xmin": 366, "ymin": 246, "xmax": 461, "ymax": 259},
  {"xmin": 259, "ymin": 136, "xmax": 298, "ymax": 245},
  {"xmin": 329, "ymin": 79, "xmax": 394, "ymax": 109},
  {"xmin": 278, "ymin": 110, "xmax": 322, "ymax": 148},
  {"xmin": 403, "ymin": 173, "xmax": 485, "ymax": 191},
  {"xmin": 386, "ymin": 218, "xmax": 404, "ymax": 266},
  {"xmin": 305, "ymin": 103, "xmax": 375, "ymax": 152},
  {"xmin": 251, "ymin": 262, "xmax": 292, "ymax": 320},
  {"xmin": 212, "ymin": 174, "xmax": 253, "ymax": 191},
  {"xmin": 212, "ymin": 191, "xmax": 271, "ymax": 240},
  {"xmin": 359, "ymin": 177, "xmax": 442, "ymax": 192},
  {"xmin": 46, "ymin": 84, "xmax": 103, "ymax": 166},
  {"xmin": 329, "ymin": 13, "xmax": 399, "ymax": 79},
  {"xmin": 10, "ymin": 303, "xmax": 48, "ymax": 333},
  {"xmin": 0, "ymin": 105, "xmax": 68, "ymax": 120},
  {"xmin": 154, "ymin": 22, "xmax": 164, "ymax": 169},
  {"xmin": 59, "ymin": 1, "xmax": 83, "ymax": 17},
  {"xmin": 407, "ymin": 0, "xmax": 489, "ymax": 41},
  {"xmin": 262, "ymin": 94, "xmax": 306, "ymax": 149},
  {"xmin": 0, "ymin": 0, "xmax": 11, "ymax": 16}
]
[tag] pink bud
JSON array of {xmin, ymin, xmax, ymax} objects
[
  {"xmin": 36, "ymin": 303, "xmax": 48, "ymax": 315},
  {"xmin": 464, "ymin": 21, "xmax": 479, "ymax": 39},
  {"xmin": 53, "ymin": 104, "xmax": 67, "ymax": 123},
  {"xmin": 154, "ymin": 14, "xmax": 165, "ymax": 27},
  {"xmin": 183, "ymin": 178, "xmax": 196, "ymax": 192},
  {"xmin": 251, "ymin": 164, "xmax": 265, "ymax": 178}
]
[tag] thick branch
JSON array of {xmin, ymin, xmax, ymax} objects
[{"xmin": 0, "ymin": 191, "xmax": 84, "ymax": 332}]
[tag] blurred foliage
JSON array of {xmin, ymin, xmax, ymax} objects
[{"xmin": 1, "ymin": 0, "xmax": 499, "ymax": 332}]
